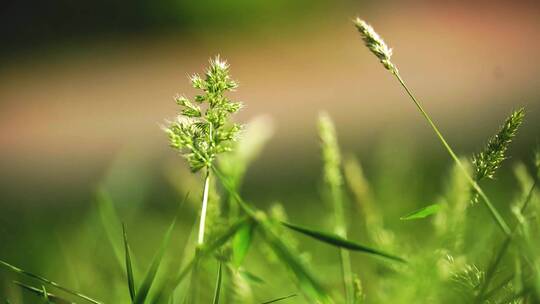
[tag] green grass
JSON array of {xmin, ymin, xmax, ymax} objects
[{"xmin": 1, "ymin": 16, "xmax": 539, "ymax": 304}]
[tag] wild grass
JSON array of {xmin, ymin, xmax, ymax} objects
[{"xmin": 1, "ymin": 16, "xmax": 539, "ymax": 304}]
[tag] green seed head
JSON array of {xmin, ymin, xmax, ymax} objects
[
  {"xmin": 353, "ymin": 17, "xmax": 396, "ymax": 73},
  {"xmin": 472, "ymin": 108, "xmax": 525, "ymax": 181},
  {"xmin": 164, "ymin": 56, "xmax": 243, "ymax": 172}
]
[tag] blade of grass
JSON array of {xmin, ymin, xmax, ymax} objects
[
  {"xmin": 281, "ymin": 222, "xmax": 406, "ymax": 263},
  {"xmin": 134, "ymin": 215, "xmax": 178, "ymax": 304},
  {"xmin": 123, "ymin": 223, "xmax": 137, "ymax": 302},
  {"xmin": 212, "ymin": 167, "xmax": 333, "ymax": 303},
  {"xmin": 400, "ymin": 203, "xmax": 441, "ymax": 220},
  {"xmin": 14, "ymin": 281, "xmax": 73, "ymax": 304},
  {"xmin": 232, "ymin": 221, "xmax": 255, "ymax": 267},
  {"xmin": 0, "ymin": 260, "xmax": 103, "ymax": 304},
  {"xmin": 150, "ymin": 217, "xmax": 249, "ymax": 304},
  {"xmin": 260, "ymin": 294, "xmax": 297, "ymax": 304},
  {"xmin": 96, "ymin": 189, "xmax": 125, "ymax": 270},
  {"xmin": 239, "ymin": 269, "xmax": 265, "ymax": 285},
  {"xmin": 212, "ymin": 262, "xmax": 223, "ymax": 304},
  {"xmin": 477, "ymin": 175, "xmax": 539, "ymax": 302}
]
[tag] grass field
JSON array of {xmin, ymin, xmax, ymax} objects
[{"xmin": 1, "ymin": 13, "xmax": 540, "ymax": 304}]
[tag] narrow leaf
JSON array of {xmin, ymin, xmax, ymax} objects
[
  {"xmin": 258, "ymin": 225, "xmax": 332, "ymax": 303},
  {"xmin": 400, "ymin": 203, "xmax": 441, "ymax": 220},
  {"xmin": 96, "ymin": 189, "xmax": 124, "ymax": 269},
  {"xmin": 134, "ymin": 215, "xmax": 177, "ymax": 304},
  {"xmin": 232, "ymin": 222, "xmax": 255, "ymax": 267},
  {"xmin": 281, "ymin": 222, "xmax": 406, "ymax": 263},
  {"xmin": 14, "ymin": 281, "xmax": 74, "ymax": 304},
  {"xmin": 260, "ymin": 294, "xmax": 297, "ymax": 304},
  {"xmin": 239, "ymin": 269, "xmax": 265, "ymax": 285},
  {"xmin": 150, "ymin": 218, "xmax": 248, "ymax": 304},
  {"xmin": 0, "ymin": 260, "xmax": 103, "ymax": 304},
  {"xmin": 212, "ymin": 168, "xmax": 332, "ymax": 303},
  {"xmin": 212, "ymin": 262, "xmax": 223, "ymax": 304},
  {"xmin": 123, "ymin": 223, "xmax": 137, "ymax": 302}
]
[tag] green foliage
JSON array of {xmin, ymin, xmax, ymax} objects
[
  {"xmin": 4, "ymin": 16, "xmax": 540, "ymax": 304},
  {"xmin": 400, "ymin": 204, "xmax": 441, "ymax": 220},
  {"xmin": 318, "ymin": 112, "xmax": 354, "ymax": 303},
  {"xmin": 122, "ymin": 224, "xmax": 136, "ymax": 302},
  {"xmin": 232, "ymin": 221, "xmax": 255, "ymax": 267},
  {"xmin": 260, "ymin": 294, "xmax": 297, "ymax": 303},
  {"xmin": 212, "ymin": 262, "xmax": 223, "ymax": 304},
  {"xmin": 134, "ymin": 215, "xmax": 177, "ymax": 304},
  {"xmin": 0, "ymin": 259, "xmax": 103, "ymax": 304},
  {"xmin": 13, "ymin": 281, "xmax": 72, "ymax": 304},
  {"xmin": 164, "ymin": 56, "xmax": 243, "ymax": 172},
  {"xmin": 281, "ymin": 222, "xmax": 406, "ymax": 263},
  {"xmin": 473, "ymin": 109, "xmax": 525, "ymax": 181}
]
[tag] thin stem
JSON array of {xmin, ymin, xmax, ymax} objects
[
  {"xmin": 198, "ymin": 170, "xmax": 211, "ymax": 245},
  {"xmin": 330, "ymin": 184, "xmax": 353, "ymax": 304},
  {"xmin": 393, "ymin": 71, "xmax": 511, "ymax": 236}
]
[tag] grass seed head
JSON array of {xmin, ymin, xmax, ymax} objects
[
  {"xmin": 472, "ymin": 108, "xmax": 525, "ymax": 181},
  {"xmin": 353, "ymin": 18, "xmax": 396, "ymax": 73},
  {"xmin": 318, "ymin": 112, "xmax": 343, "ymax": 189},
  {"xmin": 164, "ymin": 56, "xmax": 243, "ymax": 172}
]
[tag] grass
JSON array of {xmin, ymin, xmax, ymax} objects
[{"xmin": 1, "ymin": 16, "xmax": 539, "ymax": 304}]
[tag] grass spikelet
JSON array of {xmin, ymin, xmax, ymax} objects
[
  {"xmin": 473, "ymin": 108, "xmax": 525, "ymax": 181},
  {"xmin": 433, "ymin": 159, "xmax": 472, "ymax": 251},
  {"xmin": 343, "ymin": 156, "xmax": 394, "ymax": 248},
  {"xmin": 352, "ymin": 275, "xmax": 365, "ymax": 304},
  {"xmin": 353, "ymin": 18, "xmax": 396, "ymax": 72},
  {"xmin": 318, "ymin": 112, "xmax": 354, "ymax": 303}
]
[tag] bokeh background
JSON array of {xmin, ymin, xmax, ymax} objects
[{"xmin": 1, "ymin": 0, "xmax": 539, "ymax": 302}]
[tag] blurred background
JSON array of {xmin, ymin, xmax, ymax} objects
[{"xmin": 1, "ymin": 0, "xmax": 539, "ymax": 302}]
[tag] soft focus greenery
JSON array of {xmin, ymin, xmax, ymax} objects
[{"xmin": 1, "ymin": 15, "xmax": 539, "ymax": 304}]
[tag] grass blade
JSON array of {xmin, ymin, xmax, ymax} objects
[
  {"xmin": 123, "ymin": 223, "xmax": 137, "ymax": 302},
  {"xmin": 260, "ymin": 294, "xmax": 297, "ymax": 304},
  {"xmin": 96, "ymin": 189, "xmax": 125, "ymax": 271},
  {"xmin": 14, "ymin": 281, "xmax": 73, "ymax": 304},
  {"xmin": 257, "ymin": 224, "xmax": 332, "ymax": 303},
  {"xmin": 149, "ymin": 217, "xmax": 249, "ymax": 304},
  {"xmin": 212, "ymin": 262, "xmax": 223, "ymax": 304},
  {"xmin": 239, "ymin": 269, "xmax": 265, "ymax": 285},
  {"xmin": 400, "ymin": 203, "xmax": 441, "ymax": 220},
  {"xmin": 134, "ymin": 215, "xmax": 177, "ymax": 304},
  {"xmin": 281, "ymin": 222, "xmax": 406, "ymax": 263},
  {"xmin": 0, "ymin": 260, "xmax": 103, "ymax": 304},
  {"xmin": 212, "ymin": 167, "xmax": 333, "ymax": 303},
  {"xmin": 232, "ymin": 221, "xmax": 255, "ymax": 267}
]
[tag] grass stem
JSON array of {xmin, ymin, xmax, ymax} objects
[
  {"xmin": 197, "ymin": 170, "xmax": 211, "ymax": 245},
  {"xmin": 331, "ymin": 184, "xmax": 353, "ymax": 303},
  {"xmin": 393, "ymin": 71, "xmax": 511, "ymax": 236}
]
